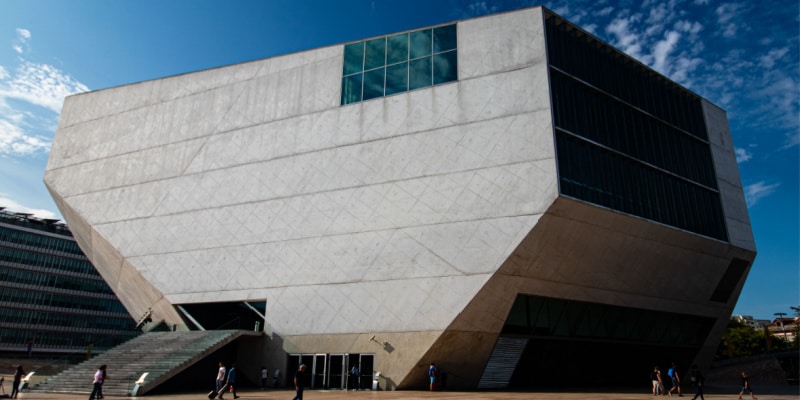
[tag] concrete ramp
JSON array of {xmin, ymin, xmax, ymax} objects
[{"xmin": 31, "ymin": 330, "xmax": 256, "ymax": 396}]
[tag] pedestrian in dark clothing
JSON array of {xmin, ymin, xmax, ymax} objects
[
  {"xmin": 227, "ymin": 363, "xmax": 239, "ymax": 399},
  {"xmin": 689, "ymin": 364, "xmax": 704, "ymax": 400},
  {"xmin": 349, "ymin": 364, "xmax": 359, "ymax": 390},
  {"xmin": 11, "ymin": 365, "xmax": 24, "ymax": 399},
  {"xmin": 292, "ymin": 364, "xmax": 307, "ymax": 400},
  {"xmin": 738, "ymin": 371, "xmax": 756, "ymax": 399}
]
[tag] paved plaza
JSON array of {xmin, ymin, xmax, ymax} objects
[{"xmin": 6, "ymin": 386, "xmax": 799, "ymax": 400}]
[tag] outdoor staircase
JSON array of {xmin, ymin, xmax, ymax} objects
[
  {"xmin": 477, "ymin": 336, "xmax": 529, "ymax": 389},
  {"xmin": 30, "ymin": 330, "xmax": 252, "ymax": 396}
]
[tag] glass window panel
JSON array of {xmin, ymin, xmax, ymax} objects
[
  {"xmin": 341, "ymin": 74, "xmax": 363, "ymax": 105},
  {"xmin": 385, "ymin": 63, "xmax": 408, "ymax": 96},
  {"xmin": 387, "ymin": 33, "xmax": 408, "ymax": 65},
  {"xmin": 409, "ymin": 57, "xmax": 431, "ymax": 90},
  {"xmin": 433, "ymin": 24, "xmax": 457, "ymax": 52},
  {"xmin": 433, "ymin": 51, "xmax": 457, "ymax": 84},
  {"xmin": 364, "ymin": 38, "xmax": 386, "ymax": 71},
  {"xmin": 362, "ymin": 68, "xmax": 385, "ymax": 100},
  {"xmin": 343, "ymin": 42, "xmax": 364, "ymax": 75},
  {"xmin": 409, "ymin": 29, "xmax": 432, "ymax": 59}
]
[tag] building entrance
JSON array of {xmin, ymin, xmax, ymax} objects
[{"xmin": 288, "ymin": 353, "xmax": 374, "ymax": 390}]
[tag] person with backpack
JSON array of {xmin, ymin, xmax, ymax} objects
[{"xmin": 668, "ymin": 362, "xmax": 682, "ymax": 396}]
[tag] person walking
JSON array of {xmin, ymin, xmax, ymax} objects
[
  {"xmin": 272, "ymin": 368, "xmax": 280, "ymax": 388},
  {"xmin": 429, "ymin": 362, "xmax": 438, "ymax": 391},
  {"xmin": 738, "ymin": 371, "xmax": 757, "ymax": 399},
  {"xmin": 292, "ymin": 364, "xmax": 307, "ymax": 400},
  {"xmin": 215, "ymin": 362, "xmax": 226, "ymax": 399},
  {"xmin": 651, "ymin": 365, "xmax": 667, "ymax": 396},
  {"xmin": 88, "ymin": 365, "xmax": 106, "ymax": 400},
  {"xmin": 349, "ymin": 364, "xmax": 360, "ymax": 390},
  {"xmin": 226, "ymin": 363, "xmax": 239, "ymax": 399},
  {"xmin": 688, "ymin": 364, "xmax": 704, "ymax": 400},
  {"xmin": 668, "ymin": 362, "xmax": 682, "ymax": 396},
  {"xmin": 10, "ymin": 365, "xmax": 24, "ymax": 399},
  {"xmin": 261, "ymin": 366, "xmax": 268, "ymax": 389}
]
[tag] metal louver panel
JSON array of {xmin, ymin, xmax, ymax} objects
[{"xmin": 477, "ymin": 336, "xmax": 528, "ymax": 389}]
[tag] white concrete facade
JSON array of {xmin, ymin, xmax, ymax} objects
[{"xmin": 45, "ymin": 7, "xmax": 754, "ymax": 390}]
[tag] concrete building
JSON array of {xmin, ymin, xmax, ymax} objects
[
  {"xmin": 44, "ymin": 7, "xmax": 755, "ymax": 390},
  {"xmin": 0, "ymin": 209, "xmax": 140, "ymax": 355},
  {"xmin": 733, "ymin": 315, "xmax": 771, "ymax": 330}
]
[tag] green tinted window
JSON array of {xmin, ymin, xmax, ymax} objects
[
  {"xmin": 364, "ymin": 38, "xmax": 386, "ymax": 70},
  {"xmin": 409, "ymin": 58, "xmax": 432, "ymax": 90},
  {"xmin": 433, "ymin": 51, "xmax": 457, "ymax": 85},
  {"xmin": 343, "ymin": 42, "xmax": 364, "ymax": 75},
  {"xmin": 386, "ymin": 63, "xmax": 408, "ymax": 95},
  {"xmin": 342, "ymin": 24, "xmax": 456, "ymax": 105},
  {"xmin": 341, "ymin": 73, "xmax": 363, "ymax": 105},
  {"xmin": 434, "ymin": 25, "xmax": 457, "ymax": 52},
  {"xmin": 363, "ymin": 68, "xmax": 385, "ymax": 100},
  {"xmin": 387, "ymin": 33, "xmax": 408, "ymax": 65},
  {"xmin": 410, "ymin": 29, "xmax": 432, "ymax": 59}
]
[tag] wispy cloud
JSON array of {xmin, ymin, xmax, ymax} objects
[
  {"xmin": 715, "ymin": 3, "xmax": 745, "ymax": 38},
  {"xmin": 744, "ymin": 181, "xmax": 780, "ymax": 207},
  {"xmin": 735, "ymin": 147, "xmax": 752, "ymax": 163},
  {"xmin": 13, "ymin": 28, "xmax": 30, "ymax": 55},
  {"xmin": 0, "ymin": 28, "xmax": 89, "ymax": 156},
  {"xmin": 0, "ymin": 194, "xmax": 58, "ymax": 219}
]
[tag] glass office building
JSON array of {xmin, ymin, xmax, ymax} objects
[
  {"xmin": 45, "ymin": 7, "xmax": 755, "ymax": 390},
  {"xmin": 0, "ymin": 209, "xmax": 140, "ymax": 355}
]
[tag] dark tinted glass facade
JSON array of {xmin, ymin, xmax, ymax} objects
[
  {"xmin": 0, "ymin": 211, "xmax": 140, "ymax": 353},
  {"xmin": 545, "ymin": 12, "xmax": 727, "ymax": 241},
  {"xmin": 342, "ymin": 24, "xmax": 458, "ymax": 105},
  {"xmin": 504, "ymin": 294, "xmax": 714, "ymax": 387}
]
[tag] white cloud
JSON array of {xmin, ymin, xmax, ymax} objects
[
  {"xmin": 0, "ymin": 29, "xmax": 89, "ymax": 157},
  {"xmin": 0, "ymin": 118, "xmax": 51, "ymax": 155},
  {"xmin": 1, "ymin": 61, "xmax": 89, "ymax": 113},
  {"xmin": 597, "ymin": 7, "xmax": 614, "ymax": 16},
  {"xmin": 13, "ymin": 28, "xmax": 31, "ymax": 55},
  {"xmin": 0, "ymin": 195, "xmax": 57, "ymax": 220},
  {"xmin": 744, "ymin": 181, "xmax": 780, "ymax": 207},
  {"xmin": 715, "ymin": 3, "xmax": 744, "ymax": 38},
  {"xmin": 759, "ymin": 47, "xmax": 789, "ymax": 69},
  {"xmin": 16, "ymin": 28, "xmax": 31, "ymax": 40},
  {"xmin": 606, "ymin": 17, "xmax": 643, "ymax": 59},
  {"xmin": 735, "ymin": 147, "xmax": 752, "ymax": 163},
  {"xmin": 652, "ymin": 31, "xmax": 680, "ymax": 73}
]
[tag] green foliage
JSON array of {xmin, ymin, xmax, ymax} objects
[{"xmin": 715, "ymin": 319, "xmax": 768, "ymax": 359}]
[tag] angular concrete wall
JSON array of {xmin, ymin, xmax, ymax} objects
[{"xmin": 46, "ymin": 7, "xmax": 556, "ymax": 388}]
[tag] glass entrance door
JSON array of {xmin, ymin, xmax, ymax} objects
[
  {"xmin": 357, "ymin": 354, "xmax": 374, "ymax": 390},
  {"xmin": 288, "ymin": 353, "xmax": 375, "ymax": 390},
  {"xmin": 312, "ymin": 354, "xmax": 326, "ymax": 389},
  {"xmin": 327, "ymin": 354, "xmax": 346, "ymax": 389}
]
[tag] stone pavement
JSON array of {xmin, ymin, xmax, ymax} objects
[{"xmin": 7, "ymin": 387, "xmax": 799, "ymax": 400}]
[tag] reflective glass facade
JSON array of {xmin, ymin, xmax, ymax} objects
[
  {"xmin": 0, "ymin": 211, "xmax": 140, "ymax": 353},
  {"xmin": 342, "ymin": 24, "xmax": 457, "ymax": 105},
  {"xmin": 545, "ymin": 12, "xmax": 727, "ymax": 241},
  {"xmin": 504, "ymin": 294, "xmax": 714, "ymax": 387}
]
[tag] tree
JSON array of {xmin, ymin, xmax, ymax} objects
[{"xmin": 715, "ymin": 319, "xmax": 768, "ymax": 359}]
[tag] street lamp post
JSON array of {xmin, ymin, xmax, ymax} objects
[{"xmin": 774, "ymin": 312, "xmax": 789, "ymax": 351}]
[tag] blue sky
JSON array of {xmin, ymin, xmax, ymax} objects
[{"xmin": 0, "ymin": 0, "xmax": 797, "ymax": 320}]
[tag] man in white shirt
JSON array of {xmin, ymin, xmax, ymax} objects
[{"xmin": 215, "ymin": 362, "xmax": 227, "ymax": 396}]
